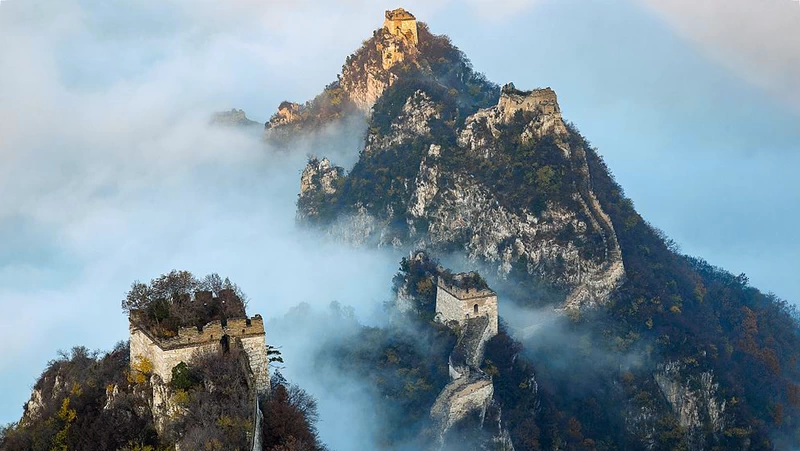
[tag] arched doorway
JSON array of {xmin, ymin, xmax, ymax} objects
[{"xmin": 474, "ymin": 304, "xmax": 479, "ymax": 315}]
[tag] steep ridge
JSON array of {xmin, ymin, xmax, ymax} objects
[
  {"xmin": 295, "ymin": 8, "xmax": 800, "ymax": 450},
  {"xmin": 264, "ymin": 8, "xmax": 497, "ymax": 144},
  {"xmin": 300, "ymin": 83, "xmax": 625, "ymax": 309},
  {"xmin": 429, "ymin": 285, "xmax": 513, "ymax": 450},
  {"xmin": 431, "ymin": 316, "xmax": 495, "ymax": 448}
]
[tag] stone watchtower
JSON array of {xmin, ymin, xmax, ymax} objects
[
  {"xmin": 435, "ymin": 273, "xmax": 498, "ymax": 338},
  {"xmin": 383, "ymin": 8, "xmax": 419, "ymax": 45},
  {"xmin": 430, "ymin": 273, "xmax": 500, "ymax": 446},
  {"xmin": 129, "ymin": 291, "xmax": 271, "ymax": 396}
]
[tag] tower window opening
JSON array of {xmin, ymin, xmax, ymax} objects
[{"xmin": 474, "ymin": 304, "xmax": 479, "ymax": 314}]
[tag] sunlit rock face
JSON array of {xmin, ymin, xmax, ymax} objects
[
  {"xmin": 266, "ymin": 102, "xmax": 302, "ymax": 129},
  {"xmin": 263, "ymin": 10, "xmax": 421, "ymax": 143},
  {"xmin": 339, "ymin": 14, "xmax": 419, "ymax": 112},
  {"xmin": 654, "ymin": 361, "xmax": 727, "ymax": 450},
  {"xmin": 299, "ymin": 83, "xmax": 624, "ymax": 309}
]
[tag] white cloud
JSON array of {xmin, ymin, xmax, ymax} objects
[
  {"xmin": 1, "ymin": 0, "xmax": 798, "ymax": 435},
  {"xmin": 0, "ymin": 0, "xmax": 405, "ymax": 426}
]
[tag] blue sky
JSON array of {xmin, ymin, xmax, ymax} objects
[{"xmin": 0, "ymin": 0, "xmax": 799, "ymax": 434}]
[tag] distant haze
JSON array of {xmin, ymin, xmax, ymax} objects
[{"xmin": 1, "ymin": 0, "xmax": 798, "ymax": 441}]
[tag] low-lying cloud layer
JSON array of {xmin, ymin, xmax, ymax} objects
[
  {"xmin": 1, "ymin": 1, "xmax": 799, "ymax": 445},
  {"xmin": 0, "ymin": 0, "xmax": 409, "ymax": 427}
]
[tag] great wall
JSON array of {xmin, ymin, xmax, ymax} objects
[
  {"xmin": 430, "ymin": 273, "xmax": 509, "ymax": 449},
  {"xmin": 129, "ymin": 313, "xmax": 271, "ymax": 395},
  {"xmin": 129, "ymin": 290, "xmax": 271, "ymax": 451}
]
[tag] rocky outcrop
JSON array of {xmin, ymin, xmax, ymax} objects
[
  {"xmin": 266, "ymin": 102, "xmax": 302, "ymax": 129},
  {"xmin": 300, "ymin": 83, "xmax": 624, "ymax": 309},
  {"xmin": 339, "ymin": 20, "xmax": 419, "ymax": 112},
  {"xmin": 150, "ymin": 376, "xmax": 186, "ymax": 434},
  {"xmin": 458, "ymin": 83, "xmax": 567, "ymax": 158},
  {"xmin": 409, "ymin": 144, "xmax": 440, "ymax": 218},
  {"xmin": 365, "ymin": 90, "xmax": 439, "ymax": 153},
  {"xmin": 20, "ymin": 373, "xmax": 70, "ymax": 426},
  {"xmin": 21, "ymin": 388, "xmax": 47, "ymax": 426},
  {"xmin": 654, "ymin": 361, "xmax": 726, "ymax": 450},
  {"xmin": 103, "ymin": 384, "xmax": 120, "ymax": 410},
  {"xmin": 210, "ymin": 108, "xmax": 259, "ymax": 127},
  {"xmin": 300, "ymin": 157, "xmax": 342, "ymax": 198}
]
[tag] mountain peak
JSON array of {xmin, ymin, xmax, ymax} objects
[
  {"xmin": 264, "ymin": 8, "xmax": 499, "ymax": 138},
  {"xmin": 383, "ymin": 7, "xmax": 419, "ymax": 45}
]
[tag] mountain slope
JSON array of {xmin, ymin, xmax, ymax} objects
[
  {"xmin": 264, "ymin": 11, "xmax": 498, "ymax": 143},
  {"xmin": 294, "ymin": 10, "xmax": 800, "ymax": 450},
  {"xmin": 0, "ymin": 273, "xmax": 324, "ymax": 451},
  {"xmin": 299, "ymin": 81, "xmax": 624, "ymax": 311}
]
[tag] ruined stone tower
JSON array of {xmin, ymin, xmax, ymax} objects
[
  {"xmin": 129, "ymin": 291, "xmax": 271, "ymax": 396},
  {"xmin": 383, "ymin": 8, "xmax": 418, "ymax": 45},
  {"xmin": 431, "ymin": 273, "xmax": 504, "ymax": 447},
  {"xmin": 435, "ymin": 273, "xmax": 499, "ymax": 338}
]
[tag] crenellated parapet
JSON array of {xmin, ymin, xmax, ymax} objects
[
  {"xmin": 136, "ymin": 315, "xmax": 265, "ymax": 351},
  {"xmin": 383, "ymin": 8, "xmax": 418, "ymax": 45},
  {"xmin": 435, "ymin": 273, "xmax": 498, "ymax": 339},
  {"xmin": 498, "ymin": 82, "xmax": 561, "ymax": 120},
  {"xmin": 431, "ymin": 273, "xmax": 502, "ymax": 448},
  {"xmin": 130, "ymin": 312, "xmax": 270, "ymax": 395}
]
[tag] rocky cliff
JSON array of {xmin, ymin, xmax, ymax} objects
[
  {"xmin": 654, "ymin": 361, "xmax": 727, "ymax": 450},
  {"xmin": 339, "ymin": 21, "xmax": 418, "ymax": 112},
  {"xmin": 291, "ymin": 10, "xmax": 800, "ymax": 450},
  {"xmin": 210, "ymin": 108, "xmax": 260, "ymax": 127},
  {"xmin": 264, "ymin": 17, "xmax": 497, "ymax": 144},
  {"xmin": 299, "ymin": 83, "xmax": 624, "ymax": 309}
]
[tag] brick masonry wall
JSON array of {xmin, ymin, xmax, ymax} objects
[
  {"xmin": 499, "ymin": 87, "xmax": 560, "ymax": 118},
  {"xmin": 240, "ymin": 335, "xmax": 271, "ymax": 395},
  {"xmin": 435, "ymin": 285, "xmax": 498, "ymax": 337},
  {"xmin": 129, "ymin": 316, "xmax": 270, "ymax": 394},
  {"xmin": 130, "ymin": 327, "xmax": 218, "ymax": 383}
]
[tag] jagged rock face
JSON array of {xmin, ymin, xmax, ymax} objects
[
  {"xmin": 339, "ymin": 28, "xmax": 418, "ymax": 112},
  {"xmin": 103, "ymin": 384, "xmax": 121, "ymax": 411},
  {"xmin": 299, "ymin": 85, "xmax": 625, "ymax": 309},
  {"xmin": 654, "ymin": 361, "xmax": 726, "ymax": 450},
  {"xmin": 20, "ymin": 373, "xmax": 70, "ymax": 426},
  {"xmin": 366, "ymin": 91, "xmax": 439, "ymax": 152},
  {"xmin": 266, "ymin": 102, "xmax": 302, "ymax": 129},
  {"xmin": 151, "ymin": 376, "xmax": 186, "ymax": 434},
  {"xmin": 21, "ymin": 388, "xmax": 46, "ymax": 426},
  {"xmin": 300, "ymin": 157, "xmax": 342, "ymax": 197},
  {"xmin": 263, "ymin": 24, "xmax": 415, "ymax": 136}
]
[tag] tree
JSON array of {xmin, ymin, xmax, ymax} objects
[
  {"xmin": 261, "ymin": 384, "xmax": 323, "ymax": 451},
  {"xmin": 170, "ymin": 362, "xmax": 200, "ymax": 391},
  {"xmin": 122, "ymin": 271, "xmax": 248, "ymax": 338},
  {"xmin": 122, "ymin": 282, "xmax": 150, "ymax": 315},
  {"xmin": 267, "ymin": 345, "xmax": 284, "ymax": 368}
]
